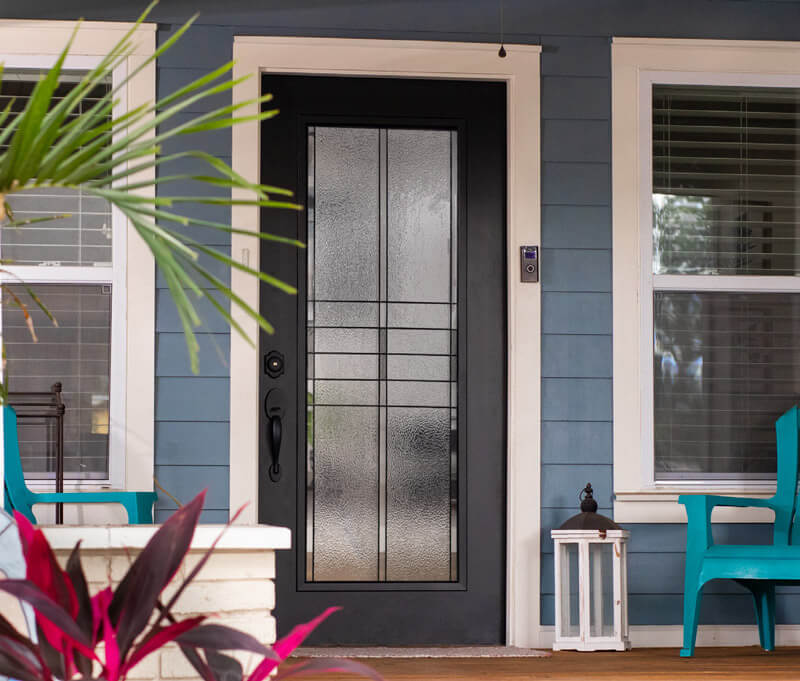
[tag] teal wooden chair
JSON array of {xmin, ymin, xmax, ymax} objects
[
  {"xmin": 678, "ymin": 405, "xmax": 800, "ymax": 657},
  {"xmin": 3, "ymin": 406, "xmax": 157, "ymax": 524}
]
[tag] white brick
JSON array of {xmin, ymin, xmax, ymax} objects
[
  {"xmin": 170, "ymin": 580, "xmax": 274, "ymax": 615},
  {"xmin": 182, "ymin": 550, "xmax": 275, "ymax": 581},
  {"xmin": 125, "ymin": 651, "xmax": 160, "ymax": 680}
]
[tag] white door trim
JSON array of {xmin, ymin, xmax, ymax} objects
[{"xmin": 229, "ymin": 36, "xmax": 543, "ymax": 648}]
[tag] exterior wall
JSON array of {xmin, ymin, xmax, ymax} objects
[{"xmin": 9, "ymin": 0, "xmax": 800, "ymax": 629}]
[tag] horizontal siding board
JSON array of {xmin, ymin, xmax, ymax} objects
[
  {"xmin": 156, "ymin": 247, "xmax": 232, "ymax": 288},
  {"xmin": 157, "ymin": 333, "xmax": 230, "ymax": 377},
  {"xmin": 540, "ymin": 36, "xmax": 610, "ymax": 77},
  {"xmin": 541, "ymin": 420, "xmax": 612, "ymax": 464},
  {"xmin": 541, "ymin": 463, "xmax": 613, "ymax": 509},
  {"xmin": 542, "ymin": 162, "xmax": 610, "ymax": 206},
  {"xmin": 542, "ymin": 334, "xmax": 612, "ymax": 378},
  {"xmin": 541, "ymin": 76, "xmax": 610, "ymax": 120},
  {"xmin": 158, "ymin": 68, "xmax": 232, "ymax": 113},
  {"xmin": 541, "ymin": 249, "xmax": 611, "ymax": 292},
  {"xmin": 154, "ymin": 464, "xmax": 229, "ymax": 510},
  {"xmin": 542, "ymin": 378, "xmax": 612, "ymax": 421},
  {"xmin": 155, "ymin": 421, "xmax": 231, "ymax": 466},
  {"xmin": 542, "ymin": 292, "xmax": 611, "ymax": 335},
  {"xmin": 156, "ymin": 377, "xmax": 230, "ymax": 421},
  {"xmin": 542, "ymin": 120, "xmax": 610, "ymax": 163},
  {"xmin": 542, "ymin": 205, "xmax": 611, "ymax": 250},
  {"xmin": 157, "ymin": 25, "xmax": 233, "ymax": 69},
  {"xmin": 156, "ymin": 289, "xmax": 231, "ymax": 333}
]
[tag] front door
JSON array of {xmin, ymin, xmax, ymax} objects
[{"xmin": 258, "ymin": 75, "xmax": 506, "ymax": 645}]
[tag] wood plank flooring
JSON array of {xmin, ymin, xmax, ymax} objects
[{"xmin": 293, "ymin": 647, "xmax": 800, "ymax": 680}]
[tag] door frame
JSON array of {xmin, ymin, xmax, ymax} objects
[{"xmin": 228, "ymin": 36, "xmax": 542, "ymax": 648}]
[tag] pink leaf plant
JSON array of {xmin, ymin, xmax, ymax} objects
[{"xmin": 0, "ymin": 491, "xmax": 382, "ymax": 681}]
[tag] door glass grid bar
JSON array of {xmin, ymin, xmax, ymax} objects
[{"xmin": 306, "ymin": 125, "xmax": 458, "ymax": 583}]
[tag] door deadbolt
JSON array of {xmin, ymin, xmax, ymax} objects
[{"xmin": 265, "ymin": 350, "xmax": 285, "ymax": 378}]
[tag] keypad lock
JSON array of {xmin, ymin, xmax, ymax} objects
[{"xmin": 520, "ymin": 245, "xmax": 539, "ymax": 283}]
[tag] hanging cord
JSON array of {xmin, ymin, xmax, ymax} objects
[{"xmin": 498, "ymin": 0, "xmax": 507, "ymax": 57}]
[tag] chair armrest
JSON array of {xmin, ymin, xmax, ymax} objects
[
  {"xmin": 678, "ymin": 494, "xmax": 774, "ymax": 551},
  {"xmin": 32, "ymin": 491, "xmax": 155, "ymax": 503}
]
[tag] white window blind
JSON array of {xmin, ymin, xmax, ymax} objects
[
  {"xmin": 0, "ymin": 70, "xmax": 115, "ymax": 481},
  {"xmin": 652, "ymin": 84, "xmax": 800, "ymax": 481}
]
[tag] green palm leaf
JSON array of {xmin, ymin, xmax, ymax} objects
[{"xmin": 0, "ymin": 0, "xmax": 302, "ymax": 375}]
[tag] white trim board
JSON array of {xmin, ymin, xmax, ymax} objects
[
  {"xmin": 539, "ymin": 624, "xmax": 800, "ymax": 649},
  {"xmin": 229, "ymin": 36, "xmax": 542, "ymax": 648}
]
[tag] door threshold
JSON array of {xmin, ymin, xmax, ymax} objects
[{"xmin": 292, "ymin": 646, "xmax": 551, "ymax": 658}]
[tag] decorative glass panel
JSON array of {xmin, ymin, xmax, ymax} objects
[
  {"xmin": 652, "ymin": 291, "xmax": 800, "ymax": 479},
  {"xmin": 3, "ymin": 284, "xmax": 112, "ymax": 479},
  {"xmin": 653, "ymin": 85, "xmax": 800, "ymax": 276},
  {"xmin": 307, "ymin": 126, "xmax": 458, "ymax": 582}
]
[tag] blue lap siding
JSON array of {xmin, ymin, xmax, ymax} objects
[{"xmin": 12, "ymin": 0, "xmax": 800, "ymax": 626}]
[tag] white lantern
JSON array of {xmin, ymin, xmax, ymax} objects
[{"xmin": 551, "ymin": 483, "xmax": 630, "ymax": 652}]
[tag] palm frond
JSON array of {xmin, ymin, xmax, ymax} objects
[{"xmin": 0, "ymin": 0, "xmax": 302, "ymax": 374}]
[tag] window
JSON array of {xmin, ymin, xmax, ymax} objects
[
  {"xmin": 0, "ymin": 71, "xmax": 120, "ymax": 484},
  {"xmin": 0, "ymin": 21, "xmax": 156, "ymax": 499},
  {"xmin": 612, "ymin": 38, "xmax": 800, "ymax": 522}
]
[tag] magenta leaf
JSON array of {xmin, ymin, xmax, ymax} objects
[
  {"xmin": 273, "ymin": 607, "xmax": 339, "ymax": 661},
  {"xmin": 0, "ymin": 580, "xmax": 95, "ymax": 659},
  {"xmin": 274, "ymin": 658, "xmax": 385, "ymax": 681},
  {"xmin": 109, "ymin": 490, "xmax": 206, "ymax": 657},
  {"xmin": 124, "ymin": 617, "xmax": 205, "ymax": 673},
  {"xmin": 64, "ymin": 544, "xmax": 94, "ymax": 677},
  {"xmin": 176, "ymin": 624, "xmax": 277, "ymax": 658},
  {"xmin": 157, "ymin": 503, "xmax": 246, "ymax": 630},
  {"xmin": 205, "ymin": 650, "xmax": 243, "ymax": 681}
]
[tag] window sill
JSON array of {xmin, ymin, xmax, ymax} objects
[{"xmin": 614, "ymin": 489, "xmax": 776, "ymax": 524}]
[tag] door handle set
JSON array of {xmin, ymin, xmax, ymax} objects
[{"xmin": 265, "ymin": 388, "xmax": 284, "ymax": 482}]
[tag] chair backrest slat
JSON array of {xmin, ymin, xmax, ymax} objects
[
  {"xmin": 775, "ymin": 406, "xmax": 800, "ymax": 544},
  {"xmin": 2, "ymin": 406, "xmax": 29, "ymax": 515}
]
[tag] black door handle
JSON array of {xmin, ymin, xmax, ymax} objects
[{"xmin": 265, "ymin": 388, "xmax": 285, "ymax": 482}]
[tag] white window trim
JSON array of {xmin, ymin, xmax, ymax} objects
[
  {"xmin": 612, "ymin": 37, "xmax": 800, "ymax": 523},
  {"xmin": 229, "ymin": 37, "xmax": 542, "ymax": 647},
  {"xmin": 0, "ymin": 20, "xmax": 156, "ymax": 496}
]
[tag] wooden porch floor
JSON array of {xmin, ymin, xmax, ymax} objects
[{"xmin": 296, "ymin": 647, "xmax": 800, "ymax": 680}]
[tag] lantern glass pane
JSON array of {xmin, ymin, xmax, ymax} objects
[
  {"xmin": 558, "ymin": 543, "xmax": 580, "ymax": 638},
  {"xmin": 589, "ymin": 543, "xmax": 615, "ymax": 638}
]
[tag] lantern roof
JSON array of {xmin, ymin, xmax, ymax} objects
[{"xmin": 557, "ymin": 482, "xmax": 623, "ymax": 531}]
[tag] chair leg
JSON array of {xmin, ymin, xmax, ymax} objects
[
  {"xmin": 758, "ymin": 585, "xmax": 776, "ymax": 652},
  {"xmin": 680, "ymin": 581, "xmax": 705, "ymax": 657},
  {"xmin": 126, "ymin": 495, "xmax": 155, "ymax": 524}
]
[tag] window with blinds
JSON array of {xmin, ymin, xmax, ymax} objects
[
  {"xmin": 0, "ymin": 70, "xmax": 115, "ymax": 481},
  {"xmin": 652, "ymin": 84, "xmax": 800, "ymax": 480}
]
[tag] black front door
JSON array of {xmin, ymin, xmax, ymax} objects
[{"xmin": 258, "ymin": 75, "xmax": 506, "ymax": 645}]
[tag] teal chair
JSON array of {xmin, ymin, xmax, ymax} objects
[
  {"xmin": 3, "ymin": 405, "xmax": 157, "ymax": 524},
  {"xmin": 679, "ymin": 405, "xmax": 800, "ymax": 657}
]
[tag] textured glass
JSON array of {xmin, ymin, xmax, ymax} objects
[
  {"xmin": 313, "ymin": 127, "xmax": 379, "ymax": 300},
  {"xmin": 1, "ymin": 73, "xmax": 112, "ymax": 266},
  {"xmin": 312, "ymin": 406, "xmax": 379, "ymax": 581},
  {"xmin": 315, "ymin": 380, "xmax": 378, "ymax": 406},
  {"xmin": 3, "ymin": 284, "xmax": 111, "ymax": 479},
  {"xmin": 387, "ymin": 381, "xmax": 449, "ymax": 407},
  {"xmin": 387, "ymin": 329, "xmax": 450, "ymax": 354},
  {"xmin": 307, "ymin": 126, "xmax": 457, "ymax": 583},
  {"xmin": 559, "ymin": 543, "xmax": 580, "ymax": 638},
  {"xmin": 653, "ymin": 85, "xmax": 800, "ymax": 275},
  {"xmin": 589, "ymin": 543, "xmax": 614, "ymax": 638},
  {"xmin": 387, "ymin": 130, "xmax": 453, "ymax": 302},
  {"xmin": 653, "ymin": 291, "xmax": 800, "ymax": 479},
  {"xmin": 387, "ymin": 355, "xmax": 450, "ymax": 381},
  {"xmin": 386, "ymin": 408, "xmax": 451, "ymax": 581}
]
